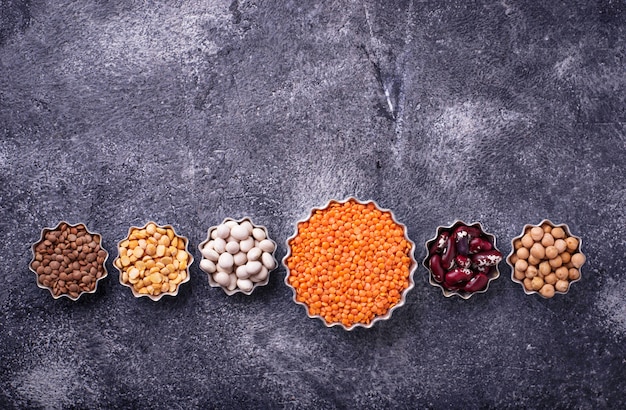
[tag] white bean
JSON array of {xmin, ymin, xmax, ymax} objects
[
  {"xmin": 225, "ymin": 220, "xmax": 238, "ymax": 228},
  {"xmin": 218, "ymin": 252, "xmax": 234, "ymax": 270},
  {"xmin": 252, "ymin": 227, "xmax": 266, "ymax": 241},
  {"xmin": 213, "ymin": 237, "xmax": 226, "ymax": 253},
  {"xmin": 213, "ymin": 271, "xmax": 230, "ymax": 287},
  {"xmin": 241, "ymin": 221, "xmax": 253, "ymax": 234},
  {"xmin": 237, "ymin": 278, "xmax": 254, "ymax": 292},
  {"xmin": 233, "ymin": 252, "xmax": 247, "ymax": 266},
  {"xmin": 235, "ymin": 265, "xmax": 250, "ymax": 279},
  {"xmin": 247, "ymin": 247, "xmax": 262, "ymax": 261},
  {"xmin": 210, "ymin": 229, "xmax": 218, "ymax": 239},
  {"xmin": 261, "ymin": 252, "xmax": 276, "ymax": 270},
  {"xmin": 227, "ymin": 273, "xmax": 238, "ymax": 290},
  {"xmin": 200, "ymin": 259, "xmax": 216, "ymax": 273},
  {"xmin": 230, "ymin": 224, "xmax": 249, "ymax": 241},
  {"xmin": 225, "ymin": 240, "xmax": 240, "ymax": 254},
  {"xmin": 216, "ymin": 263, "xmax": 232, "ymax": 274},
  {"xmin": 215, "ymin": 224, "xmax": 230, "ymax": 239},
  {"xmin": 201, "ymin": 246, "xmax": 219, "ymax": 262},
  {"xmin": 251, "ymin": 266, "xmax": 268, "ymax": 282},
  {"xmin": 239, "ymin": 237, "xmax": 254, "ymax": 253},
  {"xmin": 246, "ymin": 260, "xmax": 262, "ymax": 276},
  {"xmin": 258, "ymin": 239, "xmax": 275, "ymax": 253}
]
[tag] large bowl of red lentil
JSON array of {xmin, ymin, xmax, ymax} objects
[{"xmin": 283, "ymin": 198, "xmax": 417, "ymax": 330}]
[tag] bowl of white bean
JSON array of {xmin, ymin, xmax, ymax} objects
[{"xmin": 198, "ymin": 217, "xmax": 278, "ymax": 295}]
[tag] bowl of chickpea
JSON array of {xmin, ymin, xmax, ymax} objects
[{"xmin": 507, "ymin": 220, "xmax": 585, "ymax": 298}]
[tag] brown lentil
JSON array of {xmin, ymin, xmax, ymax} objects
[{"xmin": 31, "ymin": 222, "xmax": 107, "ymax": 299}]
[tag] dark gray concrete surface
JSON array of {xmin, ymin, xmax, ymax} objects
[{"xmin": 1, "ymin": 0, "xmax": 625, "ymax": 408}]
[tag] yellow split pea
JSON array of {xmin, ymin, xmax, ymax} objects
[{"xmin": 116, "ymin": 223, "xmax": 189, "ymax": 296}]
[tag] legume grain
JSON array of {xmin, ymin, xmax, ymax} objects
[{"xmin": 285, "ymin": 199, "xmax": 413, "ymax": 328}]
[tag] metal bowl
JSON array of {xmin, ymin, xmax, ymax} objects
[
  {"xmin": 283, "ymin": 197, "xmax": 417, "ymax": 331},
  {"xmin": 29, "ymin": 221, "xmax": 108, "ymax": 301},
  {"xmin": 114, "ymin": 221, "xmax": 192, "ymax": 301},
  {"xmin": 423, "ymin": 220, "xmax": 501, "ymax": 299},
  {"xmin": 198, "ymin": 217, "xmax": 277, "ymax": 296},
  {"xmin": 507, "ymin": 219, "xmax": 584, "ymax": 298}
]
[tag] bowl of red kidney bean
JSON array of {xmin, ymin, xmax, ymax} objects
[{"xmin": 423, "ymin": 220, "xmax": 502, "ymax": 299}]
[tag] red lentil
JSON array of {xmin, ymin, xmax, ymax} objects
[{"xmin": 286, "ymin": 200, "xmax": 412, "ymax": 328}]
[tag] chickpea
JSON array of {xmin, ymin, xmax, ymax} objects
[
  {"xmin": 530, "ymin": 243, "xmax": 545, "ymax": 259},
  {"xmin": 555, "ymin": 280, "xmax": 569, "ymax": 292},
  {"xmin": 514, "ymin": 269, "xmax": 526, "ymax": 281},
  {"xmin": 521, "ymin": 234, "xmax": 534, "ymax": 249},
  {"xmin": 539, "ymin": 261, "xmax": 552, "ymax": 276},
  {"xmin": 525, "ymin": 265, "xmax": 538, "ymax": 279},
  {"xmin": 513, "ymin": 239, "xmax": 522, "ymax": 250},
  {"xmin": 554, "ymin": 239, "xmax": 567, "ymax": 253},
  {"xmin": 530, "ymin": 227, "xmax": 544, "ymax": 241},
  {"xmin": 515, "ymin": 259, "xmax": 528, "ymax": 272},
  {"xmin": 509, "ymin": 254, "xmax": 519, "ymax": 265},
  {"xmin": 539, "ymin": 283, "xmax": 555, "ymax": 298},
  {"xmin": 528, "ymin": 255, "xmax": 541, "ymax": 266},
  {"xmin": 544, "ymin": 273, "xmax": 557, "ymax": 285},
  {"xmin": 560, "ymin": 252, "xmax": 571, "ymax": 264},
  {"xmin": 541, "ymin": 223, "xmax": 552, "ymax": 233},
  {"xmin": 571, "ymin": 253, "xmax": 586, "ymax": 268},
  {"xmin": 545, "ymin": 245, "xmax": 559, "ymax": 259},
  {"xmin": 548, "ymin": 255, "xmax": 563, "ymax": 269},
  {"xmin": 555, "ymin": 266, "xmax": 569, "ymax": 280},
  {"xmin": 517, "ymin": 247, "xmax": 530, "ymax": 260},
  {"xmin": 568, "ymin": 268, "xmax": 580, "ymax": 281},
  {"xmin": 551, "ymin": 227, "xmax": 566, "ymax": 239},
  {"xmin": 523, "ymin": 278, "xmax": 534, "ymax": 291},
  {"xmin": 565, "ymin": 237, "xmax": 579, "ymax": 252},
  {"xmin": 541, "ymin": 233, "xmax": 554, "ymax": 247},
  {"xmin": 531, "ymin": 276, "xmax": 544, "ymax": 291}
]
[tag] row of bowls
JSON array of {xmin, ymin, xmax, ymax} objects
[{"xmin": 28, "ymin": 198, "xmax": 585, "ymax": 330}]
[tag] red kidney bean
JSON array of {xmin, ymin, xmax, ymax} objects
[
  {"xmin": 455, "ymin": 254, "xmax": 471, "ymax": 269},
  {"xmin": 474, "ymin": 264, "xmax": 492, "ymax": 274},
  {"xmin": 463, "ymin": 273, "xmax": 489, "ymax": 292},
  {"xmin": 456, "ymin": 235, "xmax": 469, "ymax": 256},
  {"xmin": 429, "ymin": 254, "xmax": 445, "ymax": 283},
  {"xmin": 469, "ymin": 237, "xmax": 493, "ymax": 253},
  {"xmin": 441, "ymin": 236, "xmax": 456, "ymax": 270},
  {"xmin": 471, "ymin": 250, "xmax": 502, "ymax": 268},
  {"xmin": 463, "ymin": 226, "xmax": 483, "ymax": 240},
  {"xmin": 444, "ymin": 267, "xmax": 473, "ymax": 286},
  {"xmin": 430, "ymin": 231, "xmax": 450, "ymax": 255}
]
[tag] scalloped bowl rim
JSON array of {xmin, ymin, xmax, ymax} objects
[
  {"xmin": 282, "ymin": 197, "xmax": 417, "ymax": 331},
  {"xmin": 506, "ymin": 219, "xmax": 584, "ymax": 298},
  {"xmin": 114, "ymin": 221, "xmax": 193, "ymax": 301},
  {"xmin": 29, "ymin": 221, "xmax": 109, "ymax": 301},
  {"xmin": 198, "ymin": 217, "xmax": 277, "ymax": 296},
  {"xmin": 422, "ymin": 219, "xmax": 501, "ymax": 300}
]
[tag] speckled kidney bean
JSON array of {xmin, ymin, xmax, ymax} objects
[
  {"xmin": 464, "ymin": 273, "xmax": 489, "ymax": 292},
  {"xmin": 444, "ymin": 267, "xmax": 473, "ymax": 286},
  {"xmin": 427, "ymin": 222, "xmax": 502, "ymax": 294},
  {"xmin": 429, "ymin": 254, "xmax": 445, "ymax": 283},
  {"xmin": 441, "ymin": 236, "xmax": 456, "ymax": 270}
]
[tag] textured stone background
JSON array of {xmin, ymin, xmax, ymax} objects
[{"xmin": 1, "ymin": 0, "xmax": 625, "ymax": 408}]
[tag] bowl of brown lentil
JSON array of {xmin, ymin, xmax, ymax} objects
[
  {"xmin": 283, "ymin": 197, "xmax": 417, "ymax": 330},
  {"xmin": 507, "ymin": 220, "xmax": 585, "ymax": 298},
  {"xmin": 29, "ymin": 221, "xmax": 109, "ymax": 301},
  {"xmin": 114, "ymin": 222, "xmax": 193, "ymax": 301}
]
